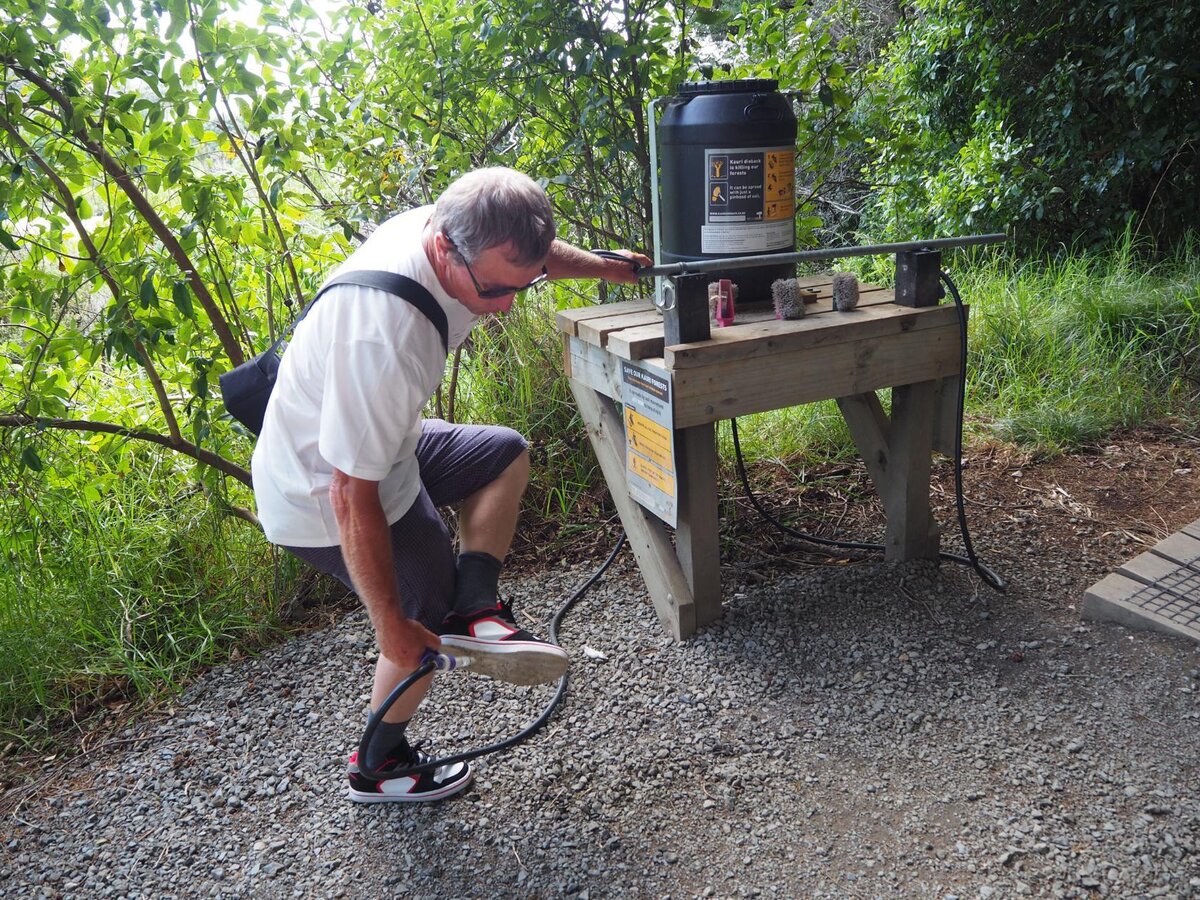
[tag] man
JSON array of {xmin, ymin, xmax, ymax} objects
[{"xmin": 251, "ymin": 168, "xmax": 649, "ymax": 803}]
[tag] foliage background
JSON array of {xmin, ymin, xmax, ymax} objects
[{"xmin": 0, "ymin": 0, "xmax": 1197, "ymax": 738}]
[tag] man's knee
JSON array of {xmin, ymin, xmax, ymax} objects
[
  {"xmin": 504, "ymin": 444, "xmax": 531, "ymax": 490},
  {"xmin": 491, "ymin": 426, "xmax": 529, "ymax": 482}
]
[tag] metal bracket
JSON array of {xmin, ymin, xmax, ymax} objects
[
  {"xmin": 663, "ymin": 274, "xmax": 710, "ymax": 346},
  {"xmin": 895, "ymin": 250, "xmax": 945, "ymax": 307}
]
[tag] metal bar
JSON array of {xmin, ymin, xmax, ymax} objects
[
  {"xmin": 647, "ymin": 96, "xmax": 665, "ymax": 311},
  {"xmin": 639, "ymin": 233, "xmax": 1007, "ymax": 279}
]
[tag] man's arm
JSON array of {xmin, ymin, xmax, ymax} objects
[
  {"xmin": 329, "ymin": 468, "xmax": 440, "ymax": 669},
  {"xmin": 544, "ymin": 239, "xmax": 652, "ymax": 285}
]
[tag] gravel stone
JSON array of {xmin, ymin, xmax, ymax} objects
[{"xmin": 1, "ymin": 546, "xmax": 1198, "ymax": 897}]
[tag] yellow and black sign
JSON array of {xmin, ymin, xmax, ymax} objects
[
  {"xmin": 621, "ymin": 361, "xmax": 676, "ymax": 526},
  {"xmin": 628, "ymin": 450, "xmax": 675, "ymax": 497},
  {"xmin": 764, "ymin": 149, "xmax": 795, "ymax": 221},
  {"xmin": 625, "ymin": 408, "xmax": 672, "ymax": 473},
  {"xmin": 706, "ymin": 146, "xmax": 795, "ymax": 225}
]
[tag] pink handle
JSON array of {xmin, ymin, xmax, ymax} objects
[{"xmin": 714, "ymin": 278, "xmax": 736, "ymax": 327}]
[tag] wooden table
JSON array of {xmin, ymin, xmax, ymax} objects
[{"xmin": 557, "ymin": 275, "xmax": 965, "ymax": 639}]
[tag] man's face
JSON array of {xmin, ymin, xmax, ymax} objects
[{"xmin": 446, "ymin": 240, "xmax": 548, "ymax": 316}]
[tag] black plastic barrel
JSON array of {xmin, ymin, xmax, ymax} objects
[{"xmin": 658, "ymin": 79, "xmax": 797, "ymax": 302}]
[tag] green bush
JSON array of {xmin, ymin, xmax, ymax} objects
[{"xmin": 861, "ymin": 0, "xmax": 1200, "ymax": 249}]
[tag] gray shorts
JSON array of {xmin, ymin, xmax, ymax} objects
[{"xmin": 283, "ymin": 419, "xmax": 528, "ymax": 629}]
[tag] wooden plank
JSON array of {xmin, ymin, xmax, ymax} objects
[
  {"xmin": 665, "ymin": 302, "xmax": 960, "ymax": 370},
  {"xmin": 671, "ymin": 322, "xmax": 962, "ymax": 429},
  {"xmin": 1151, "ymin": 532, "xmax": 1200, "ymax": 566},
  {"xmin": 567, "ymin": 336, "xmax": 624, "ymax": 401},
  {"xmin": 1082, "ymin": 571, "xmax": 1200, "ymax": 643},
  {"xmin": 931, "ymin": 375, "xmax": 962, "ymax": 458},
  {"xmin": 608, "ymin": 321, "xmax": 671, "ymax": 361},
  {"xmin": 674, "ymin": 424, "xmax": 723, "ymax": 629},
  {"xmin": 836, "ymin": 392, "xmax": 891, "ymax": 476},
  {"xmin": 555, "ymin": 299, "xmax": 655, "ymax": 336},
  {"xmin": 576, "ymin": 310, "xmax": 663, "ymax": 348},
  {"xmin": 837, "ymin": 388, "xmax": 940, "ymax": 562},
  {"xmin": 836, "ymin": 393, "xmax": 893, "ymax": 532},
  {"xmin": 1119, "ymin": 549, "xmax": 1190, "ymax": 586},
  {"xmin": 709, "ymin": 279, "xmax": 891, "ymax": 316},
  {"xmin": 568, "ymin": 378, "xmax": 696, "ymax": 639},
  {"xmin": 1184, "ymin": 520, "xmax": 1200, "ymax": 541}
]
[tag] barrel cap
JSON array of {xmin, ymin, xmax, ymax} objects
[{"xmin": 678, "ymin": 78, "xmax": 779, "ymax": 97}]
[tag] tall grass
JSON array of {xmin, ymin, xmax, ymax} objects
[
  {"xmin": 961, "ymin": 238, "xmax": 1199, "ymax": 451},
  {"xmin": 0, "ymin": 434, "xmax": 297, "ymax": 746}
]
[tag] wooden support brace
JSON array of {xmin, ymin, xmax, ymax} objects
[
  {"xmin": 568, "ymin": 378, "xmax": 697, "ymax": 639},
  {"xmin": 931, "ymin": 375, "xmax": 962, "ymax": 458},
  {"xmin": 837, "ymin": 385, "xmax": 941, "ymax": 561}
]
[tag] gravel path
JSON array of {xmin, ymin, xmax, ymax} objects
[{"xmin": 3, "ymin": 524, "xmax": 1199, "ymax": 897}]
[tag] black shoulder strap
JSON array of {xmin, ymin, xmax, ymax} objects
[{"xmin": 276, "ymin": 269, "xmax": 450, "ymax": 355}]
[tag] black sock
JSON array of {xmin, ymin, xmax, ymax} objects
[
  {"xmin": 364, "ymin": 717, "xmax": 410, "ymax": 773},
  {"xmin": 453, "ymin": 551, "xmax": 503, "ymax": 616}
]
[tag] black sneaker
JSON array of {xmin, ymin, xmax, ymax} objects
[
  {"xmin": 439, "ymin": 600, "xmax": 569, "ymax": 686},
  {"xmin": 346, "ymin": 742, "xmax": 472, "ymax": 804}
]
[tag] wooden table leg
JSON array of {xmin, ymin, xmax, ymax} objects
[
  {"xmin": 837, "ymin": 383, "xmax": 941, "ymax": 561},
  {"xmin": 675, "ymin": 423, "xmax": 723, "ymax": 629},
  {"xmin": 569, "ymin": 378, "xmax": 699, "ymax": 639}
]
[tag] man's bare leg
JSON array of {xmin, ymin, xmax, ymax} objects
[{"xmin": 457, "ymin": 448, "xmax": 530, "ymax": 559}]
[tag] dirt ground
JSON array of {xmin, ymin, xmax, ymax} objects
[{"xmin": 715, "ymin": 421, "xmax": 1200, "ymax": 590}]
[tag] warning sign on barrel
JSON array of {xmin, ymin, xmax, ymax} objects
[{"xmin": 702, "ymin": 146, "xmax": 795, "ymax": 254}]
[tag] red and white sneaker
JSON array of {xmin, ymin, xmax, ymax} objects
[
  {"xmin": 438, "ymin": 600, "xmax": 569, "ymax": 686},
  {"xmin": 347, "ymin": 744, "xmax": 472, "ymax": 804}
]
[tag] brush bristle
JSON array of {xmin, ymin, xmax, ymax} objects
[
  {"xmin": 772, "ymin": 278, "xmax": 806, "ymax": 320},
  {"xmin": 831, "ymin": 273, "xmax": 859, "ymax": 311}
]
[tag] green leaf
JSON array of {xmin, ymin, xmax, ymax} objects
[
  {"xmin": 0, "ymin": 227, "xmax": 18, "ymax": 251},
  {"xmin": 139, "ymin": 276, "xmax": 157, "ymax": 309},
  {"xmin": 172, "ymin": 281, "xmax": 195, "ymax": 319},
  {"xmin": 20, "ymin": 446, "xmax": 43, "ymax": 472}
]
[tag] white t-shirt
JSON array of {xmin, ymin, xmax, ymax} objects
[{"xmin": 250, "ymin": 207, "xmax": 478, "ymax": 547}]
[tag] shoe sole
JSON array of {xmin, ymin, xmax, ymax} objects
[
  {"xmin": 438, "ymin": 636, "xmax": 569, "ymax": 685},
  {"xmin": 347, "ymin": 766, "xmax": 474, "ymax": 803}
]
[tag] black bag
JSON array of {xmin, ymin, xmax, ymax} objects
[{"xmin": 219, "ymin": 270, "xmax": 449, "ymax": 435}]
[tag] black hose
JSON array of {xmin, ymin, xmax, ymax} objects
[
  {"xmin": 940, "ymin": 270, "xmax": 1006, "ymax": 591},
  {"xmin": 356, "ymin": 533, "xmax": 628, "ymax": 779},
  {"xmin": 728, "ymin": 270, "xmax": 1005, "ymax": 592}
]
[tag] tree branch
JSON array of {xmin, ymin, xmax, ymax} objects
[
  {"xmin": 0, "ymin": 414, "xmax": 252, "ymax": 488},
  {"xmin": 5, "ymin": 59, "xmax": 246, "ymax": 367},
  {"xmin": 0, "ymin": 119, "xmax": 185, "ymax": 444},
  {"xmin": 184, "ymin": 0, "xmax": 306, "ymax": 310}
]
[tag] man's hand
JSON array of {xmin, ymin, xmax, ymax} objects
[
  {"xmin": 600, "ymin": 249, "xmax": 652, "ymax": 284},
  {"xmin": 375, "ymin": 612, "xmax": 441, "ymax": 671}
]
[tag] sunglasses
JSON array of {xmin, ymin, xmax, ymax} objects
[{"xmin": 446, "ymin": 237, "xmax": 549, "ymax": 300}]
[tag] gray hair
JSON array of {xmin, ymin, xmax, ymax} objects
[{"xmin": 430, "ymin": 167, "xmax": 556, "ymax": 267}]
